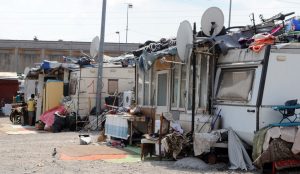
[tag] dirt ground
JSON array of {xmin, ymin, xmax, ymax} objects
[{"xmin": 0, "ymin": 116, "xmax": 259, "ymax": 174}]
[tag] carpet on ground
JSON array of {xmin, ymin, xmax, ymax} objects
[
  {"xmin": 60, "ymin": 144, "xmax": 141, "ymax": 163},
  {"xmin": 0, "ymin": 124, "xmax": 44, "ymax": 135}
]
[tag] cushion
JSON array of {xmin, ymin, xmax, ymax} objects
[{"xmin": 141, "ymin": 138, "xmax": 156, "ymax": 144}]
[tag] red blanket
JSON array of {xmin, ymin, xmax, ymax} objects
[{"xmin": 40, "ymin": 106, "xmax": 66, "ymax": 126}]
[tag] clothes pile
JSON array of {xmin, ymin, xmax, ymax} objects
[
  {"xmin": 160, "ymin": 116, "xmax": 191, "ymax": 159},
  {"xmin": 161, "ymin": 132, "xmax": 189, "ymax": 159},
  {"xmin": 39, "ymin": 97, "xmax": 76, "ymax": 132},
  {"xmin": 252, "ymin": 126, "xmax": 300, "ymax": 168}
]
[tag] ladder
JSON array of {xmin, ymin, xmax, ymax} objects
[{"xmin": 75, "ymin": 67, "xmax": 89, "ymax": 131}]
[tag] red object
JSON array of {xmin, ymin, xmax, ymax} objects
[
  {"xmin": 0, "ymin": 79, "xmax": 19, "ymax": 103},
  {"xmin": 40, "ymin": 105, "xmax": 66, "ymax": 127},
  {"xmin": 249, "ymin": 34, "xmax": 275, "ymax": 53},
  {"xmin": 272, "ymin": 159, "xmax": 300, "ymax": 174}
]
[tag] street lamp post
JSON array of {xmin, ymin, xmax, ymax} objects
[
  {"xmin": 228, "ymin": 0, "xmax": 232, "ymax": 28},
  {"xmin": 96, "ymin": 0, "xmax": 107, "ymax": 123},
  {"xmin": 126, "ymin": 3, "xmax": 133, "ymax": 43},
  {"xmin": 116, "ymin": 31, "xmax": 120, "ymax": 52}
]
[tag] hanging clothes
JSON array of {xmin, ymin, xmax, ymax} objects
[{"xmin": 249, "ymin": 33, "xmax": 275, "ymax": 53}]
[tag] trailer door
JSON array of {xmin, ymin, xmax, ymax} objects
[{"xmin": 156, "ymin": 70, "xmax": 169, "ymax": 113}]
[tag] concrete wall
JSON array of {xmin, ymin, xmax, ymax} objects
[{"xmin": 0, "ymin": 39, "xmax": 140, "ymax": 73}]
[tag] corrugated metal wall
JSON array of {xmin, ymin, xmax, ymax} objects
[{"xmin": 0, "ymin": 80, "xmax": 19, "ymax": 103}]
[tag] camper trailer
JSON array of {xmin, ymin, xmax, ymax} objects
[
  {"xmin": 25, "ymin": 60, "xmax": 135, "ymax": 122},
  {"xmin": 214, "ymin": 44, "xmax": 300, "ymax": 144},
  {"xmin": 70, "ymin": 64, "xmax": 135, "ymax": 117},
  {"xmin": 134, "ymin": 12, "xmax": 300, "ymax": 145},
  {"xmin": 135, "ymin": 43, "xmax": 300, "ymax": 145}
]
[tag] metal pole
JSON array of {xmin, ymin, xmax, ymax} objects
[
  {"xmin": 96, "ymin": 0, "xmax": 107, "ymax": 124},
  {"xmin": 228, "ymin": 0, "xmax": 232, "ymax": 28},
  {"xmin": 125, "ymin": 3, "xmax": 132, "ymax": 43},
  {"xmin": 191, "ymin": 22, "xmax": 196, "ymax": 135},
  {"xmin": 118, "ymin": 33, "xmax": 120, "ymax": 52},
  {"xmin": 115, "ymin": 31, "xmax": 120, "ymax": 53},
  {"xmin": 126, "ymin": 5, "xmax": 129, "ymax": 43},
  {"xmin": 191, "ymin": 52, "xmax": 196, "ymax": 135}
]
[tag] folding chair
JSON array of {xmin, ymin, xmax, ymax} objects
[
  {"xmin": 140, "ymin": 113, "xmax": 170, "ymax": 160},
  {"xmin": 272, "ymin": 99, "xmax": 300, "ymax": 123}
]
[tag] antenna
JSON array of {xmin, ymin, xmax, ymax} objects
[
  {"xmin": 259, "ymin": 14, "xmax": 265, "ymax": 22},
  {"xmin": 249, "ymin": 13, "xmax": 257, "ymax": 34},
  {"xmin": 176, "ymin": 20, "xmax": 193, "ymax": 62},
  {"xmin": 90, "ymin": 36, "xmax": 100, "ymax": 59},
  {"xmin": 201, "ymin": 7, "xmax": 224, "ymax": 37}
]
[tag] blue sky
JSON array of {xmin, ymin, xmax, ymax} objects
[{"xmin": 0, "ymin": 0, "xmax": 299, "ymax": 44}]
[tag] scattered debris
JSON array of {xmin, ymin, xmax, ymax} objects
[
  {"xmin": 79, "ymin": 134, "xmax": 92, "ymax": 145},
  {"xmin": 173, "ymin": 157, "xmax": 226, "ymax": 170}
]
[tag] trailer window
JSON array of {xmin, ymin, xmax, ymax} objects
[
  {"xmin": 137, "ymin": 68, "xmax": 143, "ymax": 105},
  {"xmin": 69, "ymin": 76, "xmax": 77, "ymax": 95},
  {"xmin": 217, "ymin": 69, "xmax": 254, "ymax": 101},
  {"xmin": 137, "ymin": 65, "xmax": 152, "ymax": 106},
  {"xmin": 179, "ymin": 64, "xmax": 187, "ymax": 108},
  {"xmin": 171, "ymin": 64, "xmax": 180, "ymax": 108},
  {"xmin": 108, "ymin": 79, "xmax": 118, "ymax": 95},
  {"xmin": 143, "ymin": 70, "xmax": 150, "ymax": 105}
]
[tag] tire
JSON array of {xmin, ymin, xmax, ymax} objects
[
  {"xmin": 9, "ymin": 111, "xmax": 15, "ymax": 123},
  {"xmin": 9, "ymin": 110, "xmax": 21, "ymax": 124}
]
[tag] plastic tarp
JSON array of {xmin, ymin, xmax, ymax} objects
[
  {"xmin": 41, "ymin": 60, "xmax": 61, "ymax": 70},
  {"xmin": 105, "ymin": 115, "xmax": 129, "ymax": 139},
  {"xmin": 40, "ymin": 105, "xmax": 66, "ymax": 127},
  {"xmin": 228, "ymin": 127, "xmax": 255, "ymax": 171},
  {"xmin": 1, "ymin": 104, "xmax": 12, "ymax": 116},
  {"xmin": 138, "ymin": 46, "xmax": 177, "ymax": 71},
  {"xmin": 194, "ymin": 132, "xmax": 219, "ymax": 156},
  {"xmin": 41, "ymin": 60, "xmax": 80, "ymax": 70},
  {"xmin": 0, "ymin": 72, "xmax": 18, "ymax": 80},
  {"xmin": 62, "ymin": 63, "xmax": 79, "ymax": 69}
]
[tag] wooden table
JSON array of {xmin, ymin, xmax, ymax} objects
[{"xmin": 123, "ymin": 114, "xmax": 146, "ymax": 145}]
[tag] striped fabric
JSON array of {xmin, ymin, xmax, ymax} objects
[{"xmin": 105, "ymin": 115, "xmax": 129, "ymax": 140}]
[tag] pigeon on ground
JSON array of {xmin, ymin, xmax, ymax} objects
[{"xmin": 52, "ymin": 148, "xmax": 57, "ymax": 157}]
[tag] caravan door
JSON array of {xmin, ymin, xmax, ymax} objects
[{"xmin": 156, "ymin": 70, "xmax": 169, "ymax": 113}]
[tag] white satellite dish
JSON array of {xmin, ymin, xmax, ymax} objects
[
  {"xmin": 176, "ymin": 20, "xmax": 193, "ymax": 62},
  {"xmin": 90, "ymin": 36, "xmax": 100, "ymax": 59},
  {"xmin": 201, "ymin": 7, "xmax": 224, "ymax": 37}
]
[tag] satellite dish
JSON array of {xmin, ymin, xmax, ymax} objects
[
  {"xmin": 90, "ymin": 36, "xmax": 100, "ymax": 59},
  {"xmin": 176, "ymin": 20, "xmax": 193, "ymax": 62},
  {"xmin": 201, "ymin": 7, "xmax": 224, "ymax": 37}
]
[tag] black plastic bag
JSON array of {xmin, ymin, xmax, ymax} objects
[{"xmin": 52, "ymin": 114, "xmax": 66, "ymax": 133}]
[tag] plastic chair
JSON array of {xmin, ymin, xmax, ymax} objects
[{"xmin": 272, "ymin": 99, "xmax": 300, "ymax": 123}]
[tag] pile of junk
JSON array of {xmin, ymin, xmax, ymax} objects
[{"xmin": 9, "ymin": 51, "xmax": 136, "ymax": 133}]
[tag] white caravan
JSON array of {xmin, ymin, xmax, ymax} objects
[
  {"xmin": 70, "ymin": 65, "xmax": 135, "ymax": 117},
  {"xmin": 214, "ymin": 44, "xmax": 300, "ymax": 145}
]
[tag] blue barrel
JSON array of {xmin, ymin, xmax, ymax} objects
[{"xmin": 286, "ymin": 16, "xmax": 300, "ymax": 32}]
